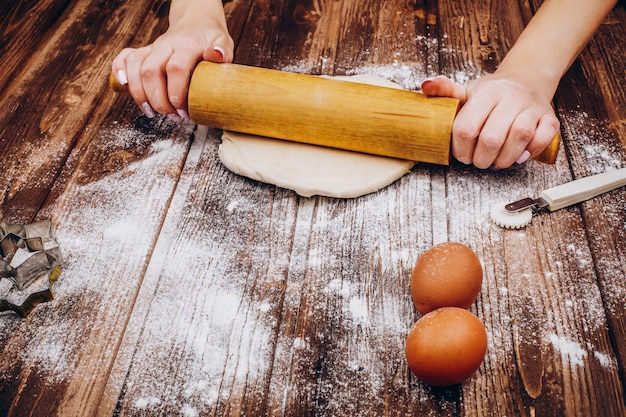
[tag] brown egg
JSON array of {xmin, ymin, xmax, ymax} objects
[
  {"xmin": 405, "ymin": 307, "xmax": 487, "ymax": 386},
  {"xmin": 410, "ymin": 242, "xmax": 482, "ymax": 314}
]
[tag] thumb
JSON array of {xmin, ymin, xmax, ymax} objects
[
  {"xmin": 421, "ymin": 75, "xmax": 468, "ymax": 103},
  {"xmin": 202, "ymin": 45, "xmax": 232, "ymax": 63}
]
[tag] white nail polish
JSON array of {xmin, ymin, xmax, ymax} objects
[
  {"xmin": 176, "ymin": 109, "xmax": 189, "ymax": 119},
  {"xmin": 213, "ymin": 46, "xmax": 225, "ymax": 58},
  {"xmin": 116, "ymin": 69, "xmax": 128, "ymax": 85},
  {"xmin": 141, "ymin": 102, "xmax": 155, "ymax": 118}
]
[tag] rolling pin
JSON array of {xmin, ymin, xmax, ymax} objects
[{"xmin": 110, "ymin": 62, "xmax": 559, "ymax": 165}]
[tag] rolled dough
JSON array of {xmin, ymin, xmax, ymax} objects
[{"xmin": 217, "ymin": 74, "xmax": 416, "ymax": 198}]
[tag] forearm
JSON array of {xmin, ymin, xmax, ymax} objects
[
  {"xmin": 497, "ymin": 0, "xmax": 617, "ymax": 99},
  {"xmin": 168, "ymin": 0, "xmax": 228, "ymax": 31}
]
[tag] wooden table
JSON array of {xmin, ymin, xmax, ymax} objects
[{"xmin": 1, "ymin": 1, "xmax": 625, "ymax": 416}]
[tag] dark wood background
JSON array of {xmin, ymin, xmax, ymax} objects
[{"xmin": 1, "ymin": 1, "xmax": 625, "ymax": 416}]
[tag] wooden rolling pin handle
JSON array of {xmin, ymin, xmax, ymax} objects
[
  {"xmin": 109, "ymin": 65, "xmax": 559, "ymax": 164},
  {"xmin": 533, "ymin": 132, "xmax": 560, "ymax": 164},
  {"xmin": 109, "ymin": 71, "xmax": 129, "ymax": 93}
]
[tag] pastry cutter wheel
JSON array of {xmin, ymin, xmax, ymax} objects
[{"xmin": 491, "ymin": 167, "xmax": 626, "ymax": 229}]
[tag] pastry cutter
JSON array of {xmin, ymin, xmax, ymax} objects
[
  {"xmin": 491, "ymin": 167, "xmax": 626, "ymax": 229},
  {"xmin": 110, "ymin": 62, "xmax": 560, "ymax": 165},
  {"xmin": 1, "ymin": 220, "xmax": 62, "ymax": 317}
]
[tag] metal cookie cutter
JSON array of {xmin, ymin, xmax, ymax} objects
[{"xmin": 0, "ymin": 220, "xmax": 62, "ymax": 317}]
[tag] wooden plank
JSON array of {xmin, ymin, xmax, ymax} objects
[
  {"xmin": 436, "ymin": 1, "xmax": 626, "ymax": 416},
  {"xmin": 101, "ymin": 1, "xmax": 452, "ymax": 415},
  {"xmin": 0, "ymin": 114, "xmax": 195, "ymax": 417},
  {"xmin": 99, "ymin": 129, "xmax": 302, "ymax": 416},
  {"xmin": 231, "ymin": 0, "xmax": 305, "ymax": 69},
  {"xmin": 575, "ymin": 4, "xmax": 626, "ymax": 147},
  {"xmin": 0, "ymin": 0, "xmax": 73, "ymax": 93},
  {"xmin": 0, "ymin": 0, "xmax": 624, "ymax": 415},
  {"xmin": 0, "ymin": 0, "xmax": 164, "ymax": 223},
  {"xmin": 444, "ymin": 163, "xmax": 625, "ymax": 416},
  {"xmin": 97, "ymin": 0, "xmax": 626, "ymax": 415},
  {"xmin": 334, "ymin": 0, "xmax": 431, "ymax": 87},
  {"xmin": 0, "ymin": 0, "xmax": 196, "ymax": 416},
  {"xmin": 549, "ymin": 3, "xmax": 626, "ymax": 397}
]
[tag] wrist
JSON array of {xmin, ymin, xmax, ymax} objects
[{"xmin": 494, "ymin": 59, "xmax": 561, "ymax": 104}]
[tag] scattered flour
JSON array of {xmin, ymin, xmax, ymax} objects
[
  {"xmin": 547, "ymin": 333, "xmax": 587, "ymax": 367},
  {"xmin": 181, "ymin": 403, "xmax": 200, "ymax": 417},
  {"xmin": 593, "ymin": 351, "xmax": 616, "ymax": 368},
  {"xmin": 348, "ymin": 297, "xmax": 369, "ymax": 324},
  {"xmin": 1, "ymin": 20, "xmax": 624, "ymax": 417},
  {"xmin": 280, "ymin": 59, "xmax": 481, "ymax": 92},
  {"xmin": 1, "ymin": 87, "xmax": 623, "ymax": 417},
  {"xmin": 135, "ymin": 396, "xmax": 161, "ymax": 409}
]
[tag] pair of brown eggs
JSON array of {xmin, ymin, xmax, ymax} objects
[{"xmin": 406, "ymin": 242, "xmax": 488, "ymax": 387}]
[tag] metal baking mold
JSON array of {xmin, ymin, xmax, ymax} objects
[{"xmin": 0, "ymin": 220, "xmax": 62, "ymax": 317}]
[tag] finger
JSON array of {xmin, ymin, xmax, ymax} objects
[
  {"xmin": 527, "ymin": 113, "xmax": 560, "ymax": 157},
  {"xmin": 139, "ymin": 46, "xmax": 178, "ymax": 115},
  {"xmin": 203, "ymin": 45, "xmax": 227, "ymax": 63},
  {"xmin": 470, "ymin": 101, "xmax": 526, "ymax": 169},
  {"xmin": 421, "ymin": 76, "xmax": 468, "ymax": 102},
  {"xmin": 164, "ymin": 47, "xmax": 204, "ymax": 116},
  {"xmin": 203, "ymin": 33, "xmax": 235, "ymax": 63},
  {"xmin": 492, "ymin": 109, "xmax": 537, "ymax": 168},
  {"xmin": 450, "ymin": 93, "xmax": 498, "ymax": 165},
  {"xmin": 472, "ymin": 129, "xmax": 509, "ymax": 170},
  {"xmin": 112, "ymin": 48, "xmax": 134, "ymax": 86},
  {"xmin": 124, "ymin": 48, "xmax": 157, "ymax": 118}
]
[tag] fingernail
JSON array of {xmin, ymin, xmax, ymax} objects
[
  {"xmin": 167, "ymin": 113, "xmax": 182, "ymax": 122},
  {"xmin": 116, "ymin": 69, "xmax": 128, "ymax": 85},
  {"xmin": 170, "ymin": 95, "xmax": 181, "ymax": 108},
  {"xmin": 176, "ymin": 109, "xmax": 189, "ymax": 119},
  {"xmin": 490, "ymin": 164, "xmax": 501, "ymax": 171},
  {"xmin": 516, "ymin": 150, "xmax": 531, "ymax": 164},
  {"xmin": 140, "ymin": 102, "xmax": 156, "ymax": 118},
  {"xmin": 213, "ymin": 46, "xmax": 225, "ymax": 59},
  {"xmin": 420, "ymin": 78, "xmax": 434, "ymax": 89}
]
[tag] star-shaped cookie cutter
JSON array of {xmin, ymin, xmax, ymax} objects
[{"xmin": 0, "ymin": 220, "xmax": 62, "ymax": 317}]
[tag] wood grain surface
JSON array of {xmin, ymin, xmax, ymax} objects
[{"xmin": 1, "ymin": 1, "xmax": 625, "ymax": 416}]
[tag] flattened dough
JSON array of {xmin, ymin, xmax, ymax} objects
[{"xmin": 218, "ymin": 74, "xmax": 416, "ymax": 198}]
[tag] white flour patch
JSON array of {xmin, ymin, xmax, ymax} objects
[
  {"xmin": 594, "ymin": 351, "xmax": 616, "ymax": 368},
  {"xmin": 581, "ymin": 144, "xmax": 624, "ymax": 172},
  {"xmin": 135, "ymin": 396, "xmax": 161, "ymax": 409},
  {"xmin": 343, "ymin": 64, "xmax": 427, "ymax": 90},
  {"xmin": 348, "ymin": 297, "xmax": 369, "ymax": 324},
  {"xmin": 181, "ymin": 403, "xmax": 199, "ymax": 417},
  {"xmin": 547, "ymin": 333, "xmax": 587, "ymax": 367}
]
